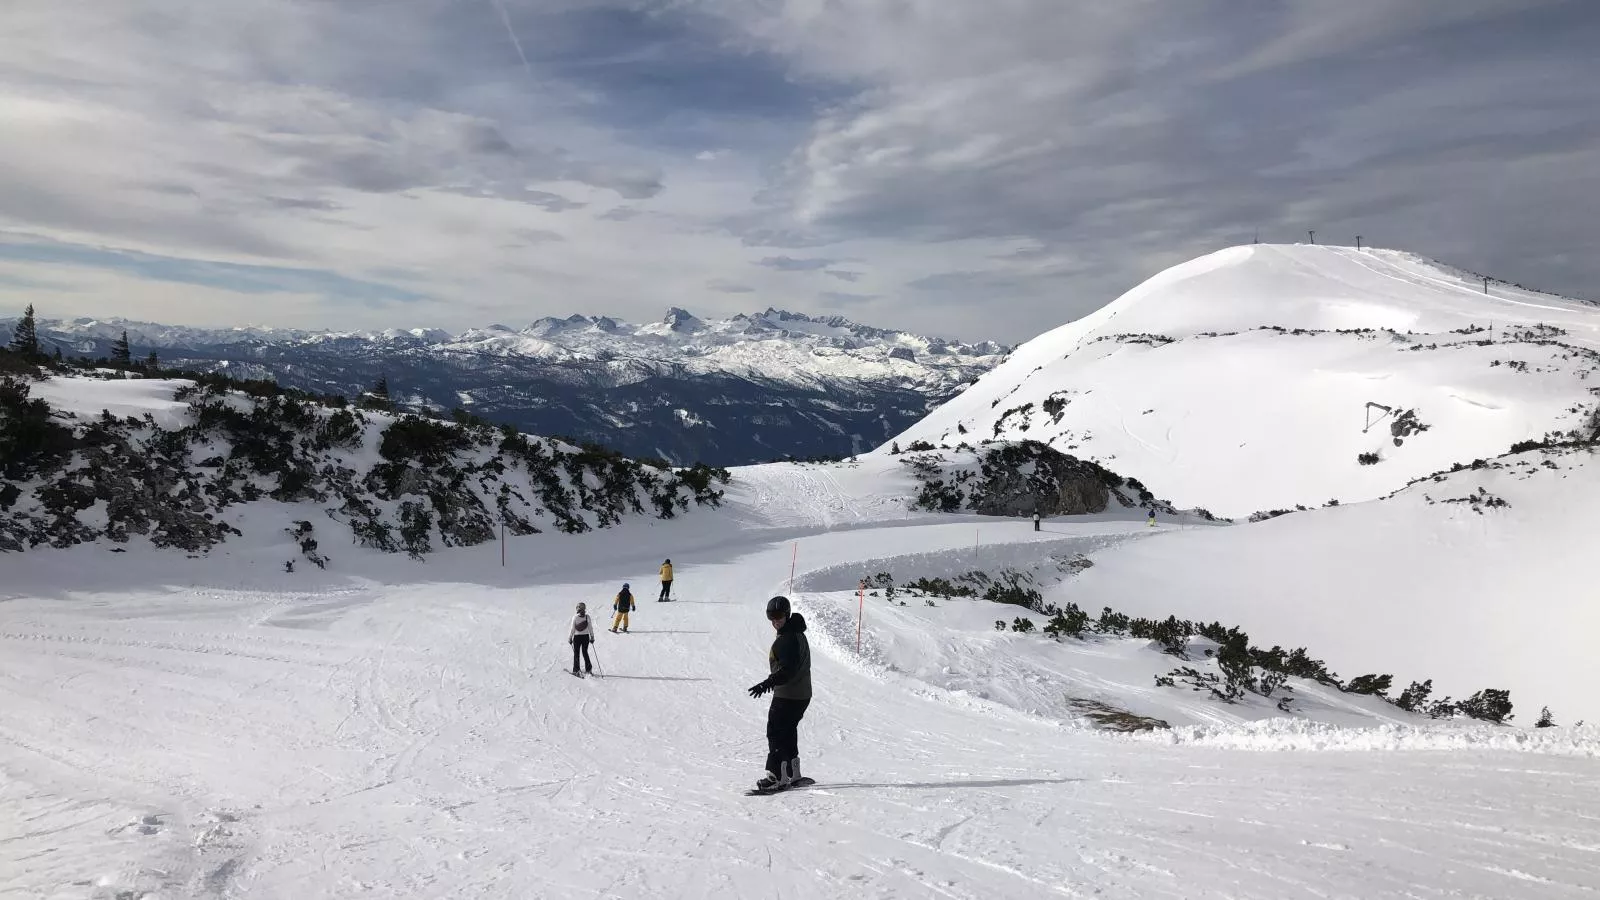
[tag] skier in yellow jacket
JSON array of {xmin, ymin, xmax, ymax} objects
[
  {"xmin": 658, "ymin": 559, "xmax": 674, "ymax": 602},
  {"xmin": 610, "ymin": 583, "xmax": 635, "ymax": 633}
]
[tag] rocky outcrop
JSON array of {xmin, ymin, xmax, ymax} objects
[
  {"xmin": 902, "ymin": 440, "xmax": 1178, "ymax": 518},
  {"xmin": 970, "ymin": 442, "xmax": 1111, "ymax": 516}
]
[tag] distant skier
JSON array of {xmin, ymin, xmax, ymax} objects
[
  {"xmin": 747, "ymin": 596, "xmax": 811, "ymax": 791},
  {"xmin": 611, "ymin": 583, "xmax": 635, "ymax": 633},
  {"xmin": 1033, "ymin": 511, "xmax": 1041, "ymax": 532},
  {"xmin": 569, "ymin": 602, "xmax": 595, "ymax": 675},
  {"xmin": 658, "ymin": 559, "xmax": 674, "ymax": 601},
  {"xmin": 1147, "ymin": 508, "xmax": 1157, "ymax": 527}
]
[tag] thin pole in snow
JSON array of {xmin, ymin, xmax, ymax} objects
[
  {"xmin": 500, "ymin": 520, "xmax": 506, "ymax": 567},
  {"xmin": 1355, "ymin": 235, "xmax": 1363, "ymax": 250},
  {"xmin": 789, "ymin": 542, "xmax": 798, "ymax": 593},
  {"xmin": 1308, "ymin": 230, "xmax": 1315, "ymax": 245},
  {"xmin": 1483, "ymin": 276, "xmax": 1490, "ymax": 295},
  {"xmin": 857, "ymin": 580, "xmax": 865, "ymax": 654}
]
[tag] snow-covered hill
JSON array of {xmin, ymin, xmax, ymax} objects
[
  {"xmin": 6, "ymin": 308, "xmax": 1007, "ymax": 466},
  {"xmin": 2, "ymin": 374, "xmax": 729, "ymax": 557},
  {"xmin": 888, "ymin": 245, "xmax": 1600, "ymax": 517},
  {"xmin": 1063, "ymin": 441, "xmax": 1600, "ymax": 732}
]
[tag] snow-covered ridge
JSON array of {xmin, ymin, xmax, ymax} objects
[
  {"xmin": 18, "ymin": 307, "xmax": 1008, "ymax": 389},
  {"xmin": 3, "ymin": 375, "xmax": 729, "ymax": 557},
  {"xmin": 889, "ymin": 244, "xmax": 1600, "ymax": 517}
]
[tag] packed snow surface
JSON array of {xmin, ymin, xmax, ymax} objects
[
  {"xmin": 889, "ymin": 244, "xmax": 1600, "ymax": 517},
  {"xmin": 4, "ymin": 452, "xmax": 1598, "ymax": 898}
]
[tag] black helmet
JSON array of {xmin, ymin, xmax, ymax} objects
[{"xmin": 765, "ymin": 596, "xmax": 790, "ymax": 620}]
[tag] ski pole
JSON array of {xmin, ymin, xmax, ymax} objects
[{"xmin": 591, "ymin": 642, "xmax": 605, "ymax": 678}]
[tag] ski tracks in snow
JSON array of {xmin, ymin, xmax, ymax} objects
[{"xmin": 4, "ymin": 526, "xmax": 1600, "ymax": 898}]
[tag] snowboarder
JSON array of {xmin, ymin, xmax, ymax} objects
[
  {"xmin": 611, "ymin": 583, "xmax": 634, "ymax": 633},
  {"xmin": 1033, "ymin": 510, "xmax": 1041, "ymax": 532},
  {"xmin": 747, "ymin": 595, "xmax": 811, "ymax": 791},
  {"xmin": 569, "ymin": 602, "xmax": 595, "ymax": 675},
  {"xmin": 1147, "ymin": 508, "xmax": 1157, "ymax": 527},
  {"xmin": 658, "ymin": 559, "xmax": 674, "ymax": 601}
]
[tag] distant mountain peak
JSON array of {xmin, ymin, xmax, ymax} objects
[{"xmin": 662, "ymin": 308, "xmax": 704, "ymax": 332}]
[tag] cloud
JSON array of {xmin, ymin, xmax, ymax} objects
[
  {"xmin": 0, "ymin": 0, "xmax": 1593, "ymax": 343},
  {"xmin": 819, "ymin": 290, "xmax": 875, "ymax": 306},
  {"xmin": 758, "ymin": 256, "xmax": 834, "ymax": 272},
  {"xmin": 707, "ymin": 279, "xmax": 755, "ymax": 293},
  {"xmin": 0, "ymin": 236, "xmax": 428, "ymax": 306}
]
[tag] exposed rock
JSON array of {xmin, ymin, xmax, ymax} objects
[
  {"xmin": 902, "ymin": 440, "xmax": 1169, "ymax": 518},
  {"xmin": 969, "ymin": 442, "xmax": 1111, "ymax": 516}
]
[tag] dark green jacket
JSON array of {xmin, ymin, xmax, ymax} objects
[{"xmin": 767, "ymin": 613, "xmax": 812, "ymax": 700}]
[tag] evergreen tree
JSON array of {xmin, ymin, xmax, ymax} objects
[
  {"xmin": 111, "ymin": 330, "xmax": 132, "ymax": 367},
  {"xmin": 9, "ymin": 304, "xmax": 40, "ymax": 359},
  {"xmin": 52, "ymin": 346, "xmax": 63, "ymax": 364},
  {"xmin": 359, "ymin": 374, "xmax": 393, "ymax": 411},
  {"xmin": 1536, "ymin": 706, "xmax": 1556, "ymax": 728},
  {"xmin": 145, "ymin": 350, "xmax": 160, "ymax": 371}
]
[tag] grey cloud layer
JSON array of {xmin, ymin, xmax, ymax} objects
[{"xmin": 0, "ymin": 0, "xmax": 1594, "ymax": 342}]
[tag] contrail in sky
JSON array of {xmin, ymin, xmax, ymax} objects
[{"xmin": 488, "ymin": 0, "xmax": 534, "ymax": 76}]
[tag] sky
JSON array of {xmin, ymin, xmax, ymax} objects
[{"xmin": 0, "ymin": 1, "xmax": 1595, "ymax": 345}]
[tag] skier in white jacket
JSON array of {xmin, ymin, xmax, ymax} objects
[{"xmin": 569, "ymin": 602, "xmax": 595, "ymax": 675}]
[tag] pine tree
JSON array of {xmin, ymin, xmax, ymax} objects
[
  {"xmin": 52, "ymin": 346, "xmax": 63, "ymax": 364},
  {"xmin": 9, "ymin": 304, "xmax": 40, "ymax": 359},
  {"xmin": 111, "ymin": 330, "xmax": 132, "ymax": 367},
  {"xmin": 1536, "ymin": 706, "xmax": 1556, "ymax": 728},
  {"xmin": 145, "ymin": 350, "xmax": 159, "ymax": 371},
  {"xmin": 359, "ymin": 374, "xmax": 393, "ymax": 411}
]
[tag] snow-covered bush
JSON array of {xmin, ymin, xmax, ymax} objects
[{"xmin": 1, "ymin": 374, "xmax": 731, "ymax": 557}]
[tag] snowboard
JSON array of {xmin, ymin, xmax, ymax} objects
[{"xmin": 745, "ymin": 777, "xmax": 815, "ymax": 796}]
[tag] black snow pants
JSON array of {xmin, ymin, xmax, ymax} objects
[
  {"xmin": 572, "ymin": 634, "xmax": 592, "ymax": 673},
  {"xmin": 658, "ymin": 580, "xmax": 673, "ymax": 601},
  {"xmin": 764, "ymin": 697, "xmax": 810, "ymax": 776}
]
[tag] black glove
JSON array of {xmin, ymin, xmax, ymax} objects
[{"xmin": 748, "ymin": 680, "xmax": 771, "ymax": 698}]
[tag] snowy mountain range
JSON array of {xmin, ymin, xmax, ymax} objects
[{"xmin": 6, "ymin": 308, "xmax": 1007, "ymax": 466}]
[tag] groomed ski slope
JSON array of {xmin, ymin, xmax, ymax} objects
[
  {"xmin": 4, "ymin": 463, "xmax": 1599, "ymax": 899},
  {"xmin": 888, "ymin": 244, "xmax": 1600, "ymax": 517}
]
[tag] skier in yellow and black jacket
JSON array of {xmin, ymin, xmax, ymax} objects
[
  {"xmin": 658, "ymin": 559, "xmax": 674, "ymax": 602},
  {"xmin": 610, "ymin": 583, "xmax": 634, "ymax": 633}
]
